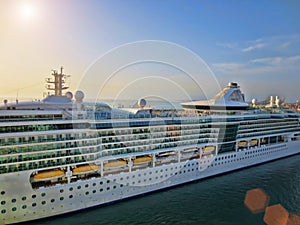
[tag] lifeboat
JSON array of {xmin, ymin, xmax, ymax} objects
[
  {"xmin": 202, "ymin": 145, "xmax": 215, "ymax": 151},
  {"xmin": 238, "ymin": 141, "xmax": 248, "ymax": 147},
  {"xmin": 157, "ymin": 151, "xmax": 176, "ymax": 157},
  {"xmin": 33, "ymin": 169, "xmax": 65, "ymax": 181},
  {"xmin": 72, "ymin": 164, "xmax": 100, "ymax": 175},
  {"xmin": 250, "ymin": 139, "xmax": 258, "ymax": 146},
  {"xmin": 133, "ymin": 155, "xmax": 152, "ymax": 164},
  {"xmin": 104, "ymin": 159, "xmax": 127, "ymax": 168},
  {"xmin": 182, "ymin": 147, "xmax": 198, "ymax": 153}
]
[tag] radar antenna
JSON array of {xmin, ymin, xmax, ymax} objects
[{"xmin": 45, "ymin": 66, "xmax": 70, "ymax": 96}]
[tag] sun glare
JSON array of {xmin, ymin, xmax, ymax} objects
[{"xmin": 19, "ymin": 2, "xmax": 36, "ymax": 21}]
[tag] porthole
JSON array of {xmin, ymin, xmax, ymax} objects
[
  {"xmin": 85, "ymin": 192, "xmax": 89, "ymax": 195},
  {"xmin": 1, "ymin": 201, "xmax": 5, "ymax": 205},
  {"xmin": 22, "ymin": 196, "xmax": 26, "ymax": 201},
  {"xmin": 60, "ymin": 197, "xmax": 64, "ymax": 201},
  {"xmin": 51, "ymin": 199, "xmax": 55, "ymax": 203},
  {"xmin": 107, "ymin": 187, "xmax": 110, "ymax": 190},
  {"xmin": 32, "ymin": 194, "xmax": 36, "ymax": 199},
  {"xmin": 100, "ymin": 188, "xmax": 103, "ymax": 192},
  {"xmin": 107, "ymin": 180, "xmax": 110, "ymax": 184},
  {"xmin": 100, "ymin": 181, "xmax": 103, "ymax": 185},
  {"xmin": 32, "ymin": 203, "xmax": 37, "ymax": 207},
  {"xmin": 92, "ymin": 183, "xmax": 96, "ymax": 187},
  {"xmin": 22, "ymin": 205, "xmax": 27, "ymax": 209},
  {"xmin": 42, "ymin": 201, "xmax": 46, "ymax": 205},
  {"xmin": 69, "ymin": 195, "xmax": 73, "ymax": 199},
  {"xmin": 1, "ymin": 209, "xmax": 6, "ymax": 214},
  {"xmin": 60, "ymin": 189, "xmax": 64, "ymax": 193},
  {"xmin": 11, "ymin": 199, "xmax": 16, "ymax": 203},
  {"xmin": 69, "ymin": 187, "xmax": 73, "ymax": 191},
  {"xmin": 77, "ymin": 186, "xmax": 81, "ymax": 190},
  {"xmin": 85, "ymin": 184, "xmax": 89, "ymax": 188},
  {"xmin": 41, "ymin": 193, "xmax": 46, "ymax": 197},
  {"xmin": 0, "ymin": 191, "xmax": 5, "ymax": 195},
  {"xmin": 92, "ymin": 190, "xmax": 96, "ymax": 194}
]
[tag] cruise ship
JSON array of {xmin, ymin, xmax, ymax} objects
[{"xmin": 1, "ymin": 68, "xmax": 300, "ymax": 225}]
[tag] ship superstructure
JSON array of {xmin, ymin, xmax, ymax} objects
[{"xmin": 0, "ymin": 70, "xmax": 300, "ymax": 225}]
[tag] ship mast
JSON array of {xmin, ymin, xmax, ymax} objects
[{"xmin": 45, "ymin": 66, "xmax": 69, "ymax": 96}]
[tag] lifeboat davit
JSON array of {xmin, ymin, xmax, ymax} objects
[
  {"xmin": 33, "ymin": 169, "xmax": 65, "ymax": 181},
  {"xmin": 72, "ymin": 164, "xmax": 100, "ymax": 175}
]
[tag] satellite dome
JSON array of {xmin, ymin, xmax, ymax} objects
[
  {"xmin": 65, "ymin": 91, "xmax": 73, "ymax": 99},
  {"xmin": 75, "ymin": 90, "xmax": 84, "ymax": 102},
  {"xmin": 252, "ymin": 98, "xmax": 257, "ymax": 104},
  {"xmin": 138, "ymin": 98, "xmax": 146, "ymax": 108}
]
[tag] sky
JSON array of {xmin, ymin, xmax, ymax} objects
[{"xmin": 0, "ymin": 0, "xmax": 300, "ymax": 103}]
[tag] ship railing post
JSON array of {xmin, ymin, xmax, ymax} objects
[
  {"xmin": 199, "ymin": 147, "xmax": 203, "ymax": 159},
  {"xmin": 152, "ymin": 153, "xmax": 156, "ymax": 167},
  {"xmin": 128, "ymin": 158, "xmax": 132, "ymax": 173},
  {"xmin": 178, "ymin": 150, "xmax": 181, "ymax": 163},
  {"xmin": 66, "ymin": 166, "xmax": 72, "ymax": 184},
  {"xmin": 100, "ymin": 161, "xmax": 104, "ymax": 177}
]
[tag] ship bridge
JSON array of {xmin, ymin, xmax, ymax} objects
[{"xmin": 181, "ymin": 82, "xmax": 249, "ymax": 111}]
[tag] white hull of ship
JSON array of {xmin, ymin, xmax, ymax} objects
[{"xmin": 1, "ymin": 140, "xmax": 300, "ymax": 225}]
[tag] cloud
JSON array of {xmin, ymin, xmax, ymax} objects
[
  {"xmin": 287, "ymin": 55, "xmax": 300, "ymax": 62},
  {"xmin": 217, "ymin": 34, "xmax": 300, "ymax": 54},
  {"xmin": 250, "ymin": 57, "xmax": 283, "ymax": 65},
  {"xmin": 212, "ymin": 62, "xmax": 275, "ymax": 76},
  {"xmin": 212, "ymin": 55, "xmax": 300, "ymax": 76},
  {"xmin": 242, "ymin": 43, "xmax": 267, "ymax": 52}
]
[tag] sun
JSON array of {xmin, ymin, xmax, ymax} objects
[{"xmin": 18, "ymin": 2, "xmax": 36, "ymax": 21}]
